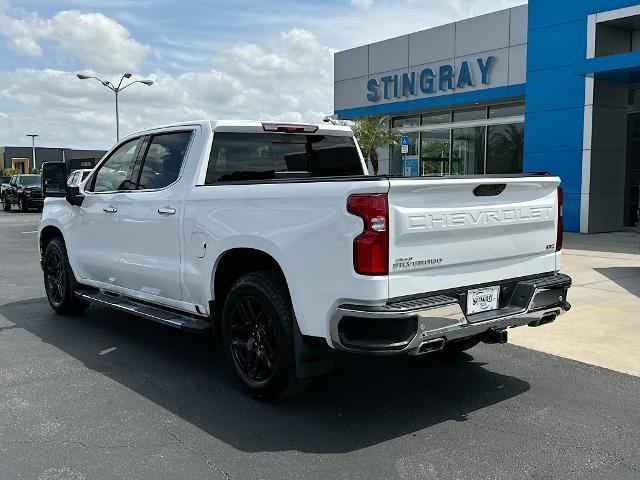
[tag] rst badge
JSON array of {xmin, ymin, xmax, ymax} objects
[{"xmin": 467, "ymin": 286, "xmax": 500, "ymax": 315}]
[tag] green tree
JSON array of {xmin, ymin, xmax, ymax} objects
[
  {"xmin": 2, "ymin": 167, "xmax": 20, "ymax": 176},
  {"xmin": 351, "ymin": 116, "xmax": 400, "ymax": 175}
]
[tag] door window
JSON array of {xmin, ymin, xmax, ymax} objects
[
  {"xmin": 89, "ymin": 138, "xmax": 141, "ymax": 192},
  {"xmin": 486, "ymin": 123, "xmax": 524, "ymax": 174},
  {"xmin": 420, "ymin": 130, "xmax": 450, "ymax": 175},
  {"xmin": 452, "ymin": 126, "xmax": 486, "ymax": 175},
  {"xmin": 136, "ymin": 131, "xmax": 193, "ymax": 190}
]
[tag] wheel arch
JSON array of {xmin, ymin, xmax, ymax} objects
[
  {"xmin": 210, "ymin": 246, "xmax": 334, "ymax": 378},
  {"xmin": 210, "ymin": 247, "xmax": 290, "ymax": 334},
  {"xmin": 39, "ymin": 225, "xmax": 64, "ymax": 260}
]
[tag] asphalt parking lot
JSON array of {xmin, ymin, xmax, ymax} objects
[{"xmin": 1, "ymin": 209, "xmax": 639, "ymax": 480}]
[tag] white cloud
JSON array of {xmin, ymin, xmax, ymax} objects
[
  {"xmin": 0, "ymin": 27, "xmax": 335, "ymax": 149},
  {"xmin": 351, "ymin": 0, "xmax": 375, "ymax": 8},
  {"xmin": 0, "ymin": 9, "xmax": 150, "ymax": 71}
]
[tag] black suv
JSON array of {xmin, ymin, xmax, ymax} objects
[
  {"xmin": 2, "ymin": 174, "xmax": 43, "ymax": 212},
  {"xmin": 0, "ymin": 176, "xmax": 10, "ymax": 202}
]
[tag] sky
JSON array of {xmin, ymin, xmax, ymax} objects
[{"xmin": 0, "ymin": 0, "xmax": 525, "ymax": 150}]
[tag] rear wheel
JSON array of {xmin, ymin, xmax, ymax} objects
[
  {"xmin": 43, "ymin": 237, "xmax": 90, "ymax": 315},
  {"xmin": 222, "ymin": 270, "xmax": 312, "ymax": 400}
]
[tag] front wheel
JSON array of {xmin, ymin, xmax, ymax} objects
[
  {"xmin": 2, "ymin": 199, "xmax": 10, "ymax": 211},
  {"xmin": 221, "ymin": 270, "xmax": 312, "ymax": 400},
  {"xmin": 18, "ymin": 196, "xmax": 27, "ymax": 212},
  {"xmin": 43, "ymin": 237, "xmax": 90, "ymax": 315}
]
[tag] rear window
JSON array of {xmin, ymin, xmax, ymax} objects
[{"xmin": 204, "ymin": 133, "xmax": 362, "ymax": 184}]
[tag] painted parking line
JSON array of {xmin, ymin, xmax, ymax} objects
[
  {"xmin": 99, "ymin": 347, "xmax": 118, "ymax": 355},
  {"xmin": 21, "ymin": 230, "xmax": 38, "ymax": 234}
]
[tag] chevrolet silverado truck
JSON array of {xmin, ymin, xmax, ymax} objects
[
  {"xmin": 39, "ymin": 120, "xmax": 572, "ymax": 400},
  {"xmin": 3, "ymin": 174, "xmax": 43, "ymax": 212}
]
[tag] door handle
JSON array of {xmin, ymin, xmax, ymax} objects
[
  {"xmin": 157, "ymin": 207, "xmax": 176, "ymax": 215},
  {"xmin": 103, "ymin": 206, "xmax": 118, "ymax": 213}
]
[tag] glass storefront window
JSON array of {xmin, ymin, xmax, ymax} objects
[
  {"xmin": 486, "ymin": 123, "xmax": 524, "ymax": 174},
  {"xmin": 420, "ymin": 131, "xmax": 450, "ymax": 176},
  {"xmin": 390, "ymin": 132, "xmax": 419, "ymax": 175},
  {"xmin": 389, "ymin": 105, "xmax": 524, "ymax": 177},
  {"xmin": 489, "ymin": 102, "xmax": 525, "ymax": 118},
  {"xmin": 453, "ymin": 107, "xmax": 487, "ymax": 122},
  {"xmin": 452, "ymin": 126, "xmax": 486, "ymax": 175},
  {"xmin": 392, "ymin": 116, "xmax": 420, "ymax": 128},
  {"xmin": 421, "ymin": 111, "xmax": 451, "ymax": 125}
]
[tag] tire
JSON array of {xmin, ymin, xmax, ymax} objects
[
  {"xmin": 442, "ymin": 337, "xmax": 481, "ymax": 354},
  {"xmin": 2, "ymin": 199, "xmax": 10, "ymax": 211},
  {"xmin": 43, "ymin": 237, "xmax": 90, "ymax": 315},
  {"xmin": 221, "ymin": 270, "xmax": 313, "ymax": 400},
  {"xmin": 18, "ymin": 196, "xmax": 27, "ymax": 212}
]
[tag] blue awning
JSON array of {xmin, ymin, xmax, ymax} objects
[{"xmin": 574, "ymin": 51, "xmax": 640, "ymax": 83}]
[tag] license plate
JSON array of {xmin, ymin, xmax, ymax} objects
[{"xmin": 467, "ymin": 286, "xmax": 500, "ymax": 315}]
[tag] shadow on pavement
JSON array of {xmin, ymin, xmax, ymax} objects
[
  {"xmin": 0, "ymin": 297, "xmax": 530, "ymax": 454},
  {"xmin": 594, "ymin": 266, "xmax": 640, "ymax": 297}
]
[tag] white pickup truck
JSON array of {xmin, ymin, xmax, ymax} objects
[{"xmin": 39, "ymin": 120, "xmax": 572, "ymax": 400}]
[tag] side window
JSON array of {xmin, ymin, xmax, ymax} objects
[
  {"xmin": 137, "ymin": 131, "xmax": 192, "ymax": 190},
  {"xmin": 10, "ymin": 176, "xmax": 16, "ymax": 186},
  {"xmin": 90, "ymin": 138, "xmax": 141, "ymax": 192}
]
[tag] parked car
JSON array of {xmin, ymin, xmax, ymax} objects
[
  {"xmin": 3, "ymin": 174, "xmax": 43, "ymax": 212},
  {"xmin": 38, "ymin": 120, "xmax": 572, "ymax": 400},
  {"xmin": 0, "ymin": 175, "xmax": 11, "ymax": 202},
  {"xmin": 67, "ymin": 169, "xmax": 93, "ymax": 187}
]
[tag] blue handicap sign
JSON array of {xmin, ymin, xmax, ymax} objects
[{"xmin": 401, "ymin": 136, "xmax": 409, "ymax": 146}]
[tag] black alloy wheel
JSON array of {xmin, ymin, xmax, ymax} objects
[
  {"xmin": 44, "ymin": 247, "xmax": 66, "ymax": 306},
  {"xmin": 229, "ymin": 295, "xmax": 278, "ymax": 383},
  {"xmin": 221, "ymin": 270, "xmax": 313, "ymax": 400},
  {"xmin": 43, "ymin": 237, "xmax": 90, "ymax": 315}
]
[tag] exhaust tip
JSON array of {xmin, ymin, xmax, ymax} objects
[
  {"xmin": 418, "ymin": 338, "xmax": 445, "ymax": 354},
  {"xmin": 528, "ymin": 312, "xmax": 558, "ymax": 327}
]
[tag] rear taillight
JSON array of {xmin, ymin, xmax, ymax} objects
[
  {"xmin": 347, "ymin": 194, "xmax": 389, "ymax": 275},
  {"xmin": 556, "ymin": 186, "xmax": 563, "ymax": 251}
]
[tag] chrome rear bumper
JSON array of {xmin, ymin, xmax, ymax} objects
[{"xmin": 330, "ymin": 273, "xmax": 572, "ymax": 355}]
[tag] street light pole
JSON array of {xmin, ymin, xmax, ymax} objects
[
  {"xmin": 76, "ymin": 73, "xmax": 154, "ymax": 141},
  {"xmin": 26, "ymin": 134, "xmax": 38, "ymax": 172},
  {"xmin": 115, "ymin": 89, "xmax": 119, "ymax": 141}
]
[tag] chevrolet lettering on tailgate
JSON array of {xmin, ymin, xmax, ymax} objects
[{"xmin": 408, "ymin": 206, "xmax": 554, "ymax": 231}]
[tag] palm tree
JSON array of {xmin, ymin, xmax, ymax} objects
[{"xmin": 351, "ymin": 116, "xmax": 400, "ymax": 174}]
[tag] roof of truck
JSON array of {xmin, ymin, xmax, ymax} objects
[{"xmin": 128, "ymin": 120, "xmax": 353, "ymax": 137}]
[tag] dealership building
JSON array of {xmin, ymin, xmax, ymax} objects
[
  {"xmin": 334, "ymin": 0, "xmax": 640, "ymax": 233},
  {"xmin": 1, "ymin": 146, "xmax": 106, "ymax": 174}
]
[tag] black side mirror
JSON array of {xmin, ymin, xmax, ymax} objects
[
  {"xmin": 66, "ymin": 185, "xmax": 84, "ymax": 206},
  {"xmin": 42, "ymin": 162, "xmax": 66, "ymax": 197}
]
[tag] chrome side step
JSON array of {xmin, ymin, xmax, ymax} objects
[{"xmin": 75, "ymin": 290, "xmax": 211, "ymax": 333}]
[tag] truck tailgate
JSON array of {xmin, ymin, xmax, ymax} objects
[{"xmin": 387, "ymin": 176, "xmax": 560, "ymax": 299}]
